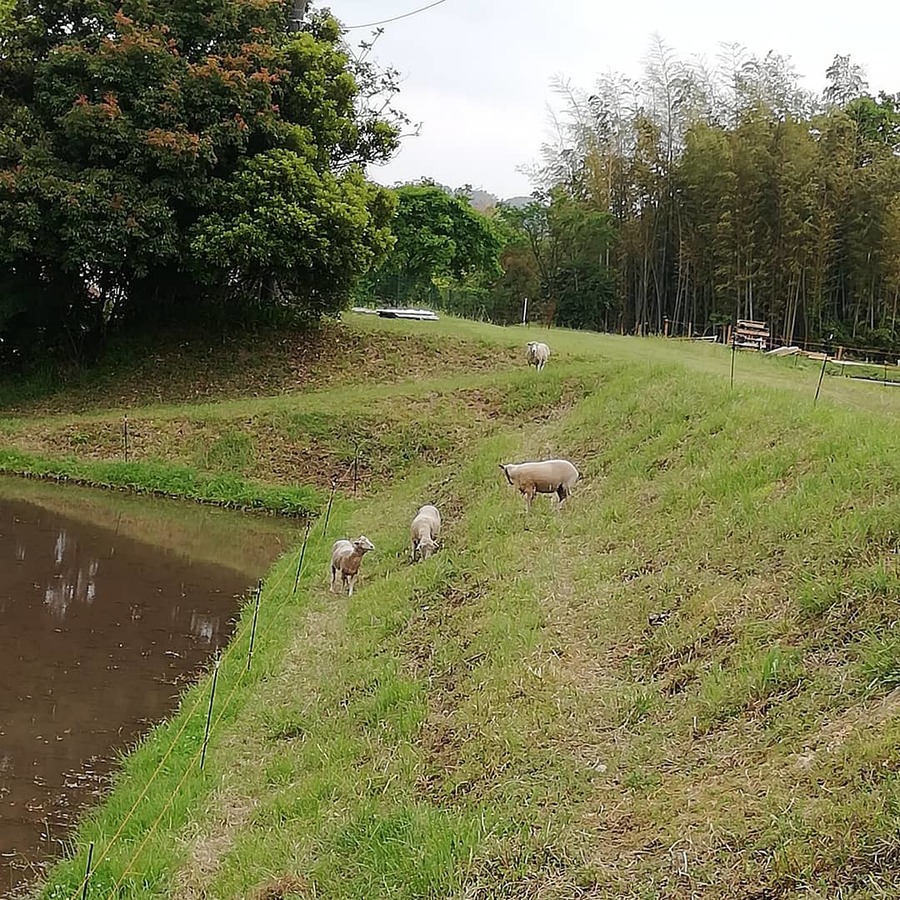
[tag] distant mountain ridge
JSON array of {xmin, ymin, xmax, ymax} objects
[
  {"xmin": 398, "ymin": 179, "xmax": 535, "ymax": 212},
  {"xmin": 455, "ymin": 188, "xmax": 535, "ymax": 211}
]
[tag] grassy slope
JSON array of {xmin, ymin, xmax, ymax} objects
[{"xmin": 12, "ymin": 316, "xmax": 900, "ymax": 899}]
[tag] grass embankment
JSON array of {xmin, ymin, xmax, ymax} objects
[{"xmin": 11, "ymin": 316, "xmax": 900, "ymax": 898}]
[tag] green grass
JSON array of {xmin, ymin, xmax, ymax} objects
[
  {"xmin": 0, "ymin": 449, "xmax": 320, "ymax": 516},
  {"xmin": 15, "ymin": 315, "xmax": 900, "ymax": 898}
]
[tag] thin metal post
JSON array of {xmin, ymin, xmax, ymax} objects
[
  {"xmin": 522, "ymin": 296, "xmax": 528, "ymax": 325},
  {"xmin": 292, "ymin": 520, "xmax": 312, "ymax": 594},
  {"xmin": 730, "ymin": 332, "xmax": 737, "ymax": 390},
  {"xmin": 123, "ymin": 415, "xmax": 129, "ymax": 463},
  {"xmin": 246, "ymin": 581, "xmax": 263, "ymax": 671},
  {"xmin": 80, "ymin": 841, "xmax": 94, "ymax": 900},
  {"xmin": 200, "ymin": 654, "xmax": 220, "ymax": 770},
  {"xmin": 322, "ymin": 479, "xmax": 337, "ymax": 537},
  {"xmin": 814, "ymin": 353, "xmax": 829, "ymax": 405}
]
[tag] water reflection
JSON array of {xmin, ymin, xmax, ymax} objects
[{"xmin": 0, "ymin": 483, "xmax": 295, "ymax": 894}]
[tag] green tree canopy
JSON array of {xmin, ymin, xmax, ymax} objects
[
  {"xmin": 0, "ymin": 0, "xmax": 401, "ymax": 362},
  {"xmin": 497, "ymin": 191, "xmax": 616, "ymax": 329},
  {"xmin": 363, "ymin": 182, "xmax": 503, "ymax": 305}
]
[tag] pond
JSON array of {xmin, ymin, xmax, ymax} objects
[{"xmin": 0, "ymin": 476, "xmax": 298, "ymax": 895}]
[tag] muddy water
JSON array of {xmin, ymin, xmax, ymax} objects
[{"xmin": 0, "ymin": 477, "xmax": 297, "ymax": 894}]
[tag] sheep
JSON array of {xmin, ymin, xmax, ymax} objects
[
  {"xmin": 410, "ymin": 504, "xmax": 442, "ymax": 562},
  {"xmin": 526, "ymin": 341, "xmax": 550, "ymax": 371},
  {"xmin": 329, "ymin": 535, "xmax": 375, "ymax": 596},
  {"xmin": 499, "ymin": 459, "xmax": 579, "ymax": 511}
]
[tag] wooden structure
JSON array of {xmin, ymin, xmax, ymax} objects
[{"xmin": 731, "ymin": 319, "xmax": 770, "ymax": 351}]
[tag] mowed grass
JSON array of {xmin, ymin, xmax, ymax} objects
[{"xmin": 16, "ymin": 316, "xmax": 900, "ymax": 899}]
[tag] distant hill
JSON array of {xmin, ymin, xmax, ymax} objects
[
  {"xmin": 502, "ymin": 195, "xmax": 534, "ymax": 209},
  {"xmin": 465, "ymin": 188, "xmax": 499, "ymax": 212},
  {"xmin": 387, "ymin": 178, "xmax": 535, "ymax": 212},
  {"xmin": 457, "ymin": 189, "xmax": 536, "ymax": 211}
]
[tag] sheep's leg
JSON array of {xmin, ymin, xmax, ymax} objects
[
  {"xmin": 557, "ymin": 484, "xmax": 569, "ymax": 506},
  {"xmin": 347, "ymin": 574, "xmax": 356, "ymax": 597},
  {"xmin": 411, "ymin": 540, "xmax": 419, "ymax": 563},
  {"xmin": 523, "ymin": 486, "xmax": 535, "ymax": 511},
  {"xmin": 330, "ymin": 566, "xmax": 338, "ymax": 592}
]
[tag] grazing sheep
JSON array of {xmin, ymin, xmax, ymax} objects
[
  {"xmin": 410, "ymin": 504, "xmax": 442, "ymax": 562},
  {"xmin": 526, "ymin": 341, "xmax": 550, "ymax": 371},
  {"xmin": 330, "ymin": 535, "xmax": 375, "ymax": 596},
  {"xmin": 499, "ymin": 459, "xmax": 579, "ymax": 511}
]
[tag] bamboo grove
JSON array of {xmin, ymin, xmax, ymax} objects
[{"xmin": 517, "ymin": 43, "xmax": 900, "ymax": 351}]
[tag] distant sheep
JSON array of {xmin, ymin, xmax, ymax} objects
[
  {"xmin": 410, "ymin": 504, "xmax": 442, "ymax": 562},
  {"xmin": 499, "ymin": 459, "xmax": 579, "ymax": 511},
  {"xmin": 330, "ymin": 535, "xmax": 375, "ymax": 596},
  {"xmin": 526, "ymin": 341, "xmax": 550, "ymax": 371}
]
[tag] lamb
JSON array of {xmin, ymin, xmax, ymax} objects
[
  {"xmin": 499, "ymin": 459, "xmax": 579, "ymax": 511},
  {"xmin": 526, "ymin": 341, "xmax": 550, "ymax": 371},
  {"xmin": 410, "ymin": 504, "xmax": 442, "ymax": 562},
  {"xmin": 329, "ymin": 535, "xmax": 375, "ymax": 596}
]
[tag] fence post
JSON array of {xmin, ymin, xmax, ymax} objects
[
  {"xmin": 246, "ymin": 581, "xmax": 263, "ymax": 671},
  {"xmin": 80, "ymin": 841, "xmax": 94, "ymax": 900},
  {"xmin": 322, "ymin": 479, "xmax": 337, "ymax": 538},
  {"xmin": 200, "ymin": 654, "xmax": 220, "ymax": 770},
  {"xmin": 292, "ymin": 520, "xmax": 312, "ymax": 594},
  {"xmin": 814, "ymin": 353, "xmax": 829, "ymax": 405},
  {"xmin": 663, "ymin": 317, "xmax": 670, "ymax": 338},
  {"xmin": 730, "ymin": 331, "xmax": 737, "ymax": 390},
  {"xmin": 123, "ymin": 415, "xmax": 129, "ymax": 463}
]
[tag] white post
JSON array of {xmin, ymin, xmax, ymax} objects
[{"xmin": 522, "ymin": 296, "xmax": 528, "ymax": 326}]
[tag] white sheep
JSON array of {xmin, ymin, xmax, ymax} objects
[
  {"xmin": 329, "ymin": 535, "xmax": 375, "ymax": 596},
  {"xmin": 410, "ymin": 504, "xmax": 442, "ymax": 562},
  {"xmin": 499, "ymin": 459, "xmax": 579, "ymax": 511},
  {"xmin": 526, "ymin": 341, "xmax": 550, "ymax": 371}
]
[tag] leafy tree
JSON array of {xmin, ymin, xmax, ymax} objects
[
  {"xmin": 824, "ymin": 54, "xmax": 868, "ymax": 109},
  {"xmin": 497, "ymin": 190, "xmax": 616, "ymax": 329},
  {"xmin": 0, "ymin": 0, "xmax": 401, "ymax": 362},
  {"xmin": 363, "ymin": 182, "xmax": 503, "ymax": 305}
]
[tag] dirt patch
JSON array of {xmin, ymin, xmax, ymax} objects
[
  {"xmin": 791, "ymin": 687, "xmax": 900, "ymax": 770},
  {"xmin": 462, "ymin": 839, "xmax": 598, "ymax": 900},
  {"xmin": 172, "ymin": 795, "xmax": 257, "ymax": 900},
  {"xmin": 248, "ymin": 877, "xmax": 310, "ymax": 900},
  {"xmin": 401, "ymin": 578, "xmax": 489, "ymax": 806}
]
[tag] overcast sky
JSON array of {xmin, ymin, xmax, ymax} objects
[{"xmin": 328, "ymin": 0, "xmax": 898, "ymax": 199}]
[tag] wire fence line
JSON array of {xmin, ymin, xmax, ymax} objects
[
  {"xmin": 662, "ymin": 316, "xmax": 900, "ymax": 366},
  {"xmin": 60, "ymin": 477, "xmax": 354, "ymax": 900},
  {"xmin": 62, "ymin": 560, "xmax": 289, "ymax": 900}
]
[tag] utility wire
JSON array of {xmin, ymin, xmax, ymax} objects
[{"xmin": 345, "ymin": 0, "xmax": 449, "ymax": 30}]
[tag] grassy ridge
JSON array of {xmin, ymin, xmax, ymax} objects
[
  {"xmin": 14, "ymin": 317, "xmax": 900, "ymax": 898},
  {"xmin": 0, "ymin": 448, "xmax": 321, "ymax": 516}
]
